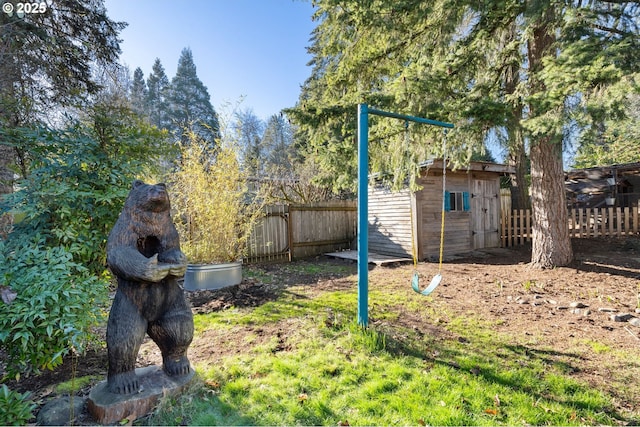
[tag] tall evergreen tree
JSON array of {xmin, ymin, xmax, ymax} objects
[
  {"xmin": 0, "ymin": 0, "xmax": 126, "ymax": 194},
  {"xmin": 262, "ymin": 113, "xmax": 295, "ymax": 173},
  {"xmin": 130, "ymin": 67, "xmax": 148, "ymax": 116},
  {"xmin": 166, "ymin": 48, "xmax": 219, "ymax": 146},
  {"xmin": 234, "ymin": 108, "xmax": 265, "ymax": 176},
  {"xmin": 572, "ymin": 75, "xmax": 640, "ymax": 168},
  {"xmin": 290, "ymin": 0, "xmax": 639, "ymax": 268},
  {"xmin": 146, "ymin": 58, "xmax": 170, "ymax": 129}
]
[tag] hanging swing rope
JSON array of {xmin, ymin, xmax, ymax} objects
[{"xmin": 410, "ymin": 129, "xmax": 447, "ymax": 296}]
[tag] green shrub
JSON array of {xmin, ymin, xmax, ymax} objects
[
  {"xmin": 0, "ymin": 108, "xmax": 167, "ymax": 379},
  {"xmin": 1, "ymin": 116, "xmax": 166, "ymax": 276},
  {"xmin": 0, "ymin": 240, "xmax": 107, "ymax": 379},
  {"xmin": 0, "ymin": 384, "xmax": 36, "ymax": 425}
]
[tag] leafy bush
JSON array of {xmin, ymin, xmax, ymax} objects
[
  {"xmin": 1, "ymin": 113, "xmax": 166, "ymax": 275},
  {"xmin": 0, "ymin": 384, "xmax": 36, "ymax": 425},
  {"xmin": 0, "ymin": 107, "xmax": 167, "ymax": 379},
  {"xmin": 0, "ymin": 240, "xmax": 106, "ymax": 378}
]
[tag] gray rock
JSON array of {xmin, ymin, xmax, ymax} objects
[
  {"xmin": 598, "ymin": 307, "xmax": 618, "ymax": 313},
  {"xmin": 570, "ymin": 302, "xmax": 588, "ymax": 309},
  {"xmin": 531, "ymin": 295, "xmax": 545, "ymax": 305},
  {"xmin": 570, "ymin": 308, "xmax": 591, "ymax": 316},
  {"xmin": 610, "ymin": 313, "xmax": 634, "ymax": 322},
  {"xmin": 36, "ymin": 396, "xmax": 86, "ymax": 426},
  {"xmin": 628, "ymin": 318, "xmax": 640, "ymax": 328}
]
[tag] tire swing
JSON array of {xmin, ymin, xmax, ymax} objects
[{"xmin": 410, "ymin": 130, "xmax": 447, "ymax": 296}]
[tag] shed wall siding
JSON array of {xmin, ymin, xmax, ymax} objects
[
  {"xmin": 418, "ymin": 172, "xmax": 472, "ymax": 259},
  {"xmin": 368, "ymin": 186, "xmax": 413, "ymax": 257},
  {"xmin": 368, "ymin": 165, "xmax": 506, "ymax": 260}
]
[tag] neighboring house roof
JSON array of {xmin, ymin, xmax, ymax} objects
[
  {"xmin": 565, "ymin": 162, "xmax": 640, "ymax": 179},
  {"xmin": 565, "ymin": 162, "xmax": 640, "ymax": 207},
  {"xmin": 565, "ymin": 162, "xmax": 640, "ymax": 193}
]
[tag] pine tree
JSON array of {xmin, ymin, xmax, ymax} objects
[
  {"xmin": 572, "ymin": 75, "xmax": 640, "ymax": 167},
  {"xmin": 0, "ymin": 0, "xmax": 125, "ymax": 194},
  {"xmin": 290, "ymin": 0, "xmax": 639, "ymax": 268},
  {"xmin": 166, "ymin": 48, "xmax": 219, "ymax": 147},
  {"xmin": 146, "ymin": 58, "xmax": 170, "ymax": 129},
  {"xmin": 233, "ymin": 108, "xmax": 265, "ymax": 177},
  {"xmin": 130, "ymin": 67, "xmax": 148, "ymax": 116},
  {"xmin": 262, "ymin": 113, "xmax": 295, "ymax": 173}
]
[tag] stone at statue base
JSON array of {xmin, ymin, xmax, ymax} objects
[{"xmin": 87, "ymin": 365, "xmax": 195, "ymax": 425}]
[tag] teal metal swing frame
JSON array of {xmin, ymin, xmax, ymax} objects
[{"xmin": 357, "ymin": 103, "xmax": 454, "ymax": 327}]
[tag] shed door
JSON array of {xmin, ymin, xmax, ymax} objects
[{"xmin": 471, "ymin": 179, "xmax": 500, "ymax": 249}]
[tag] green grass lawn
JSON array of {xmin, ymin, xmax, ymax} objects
[{"xmin": 143, "ymin": 264, "xmax": 636, "ymax": 426}]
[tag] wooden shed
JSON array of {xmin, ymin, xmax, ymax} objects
[{"xmin": 368, "ymin": 160, "xmax": 514, "ymax": 260}]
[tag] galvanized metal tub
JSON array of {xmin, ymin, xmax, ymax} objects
[{"xmin": 183, "ymin": 261, "xmax": 242, "ymax": 291}]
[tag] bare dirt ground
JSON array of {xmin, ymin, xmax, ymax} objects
[{"xmin": 8, "ymin": 236, "xmax": 640, "ymax": 424}]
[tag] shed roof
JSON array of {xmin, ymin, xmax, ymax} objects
[
  {"xmin": 419, "ymin": 159, "xmax": 515, "ymax": 175},
  {"xmin": 369, "ymin": 159, "xmax": 515, "ymax": 181}
]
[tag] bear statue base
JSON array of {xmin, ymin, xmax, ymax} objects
[{"xmin": 87, "ymin": 365, "xmax": 195, "ymax": 425}]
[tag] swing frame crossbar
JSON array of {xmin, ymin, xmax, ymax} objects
[{"xmin": 357, "ymin": 103, "xmax": 454, "ymax": 327}]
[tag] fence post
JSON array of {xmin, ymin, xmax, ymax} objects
[
  {"xmin": 616, "ymin": 207, "xmax": 622, "ymax": 237},
  {"xmin": 623, "ymin": 207, "xmax": 629, "ymax": 235},
  {"xmin": 607, "ymin": 207, "xmax": 613, "ymax": 236}
]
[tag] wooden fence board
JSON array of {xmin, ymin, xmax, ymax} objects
[
  {"xmin": 500, "ymin": 202, "xmax": 640, "ymax": 247},
  {"xmin": 246, "ymin": 202, "xmax": 357, "ymax": 263}
]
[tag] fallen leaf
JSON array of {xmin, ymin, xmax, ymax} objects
[
  {"xmin": 337, "ymin": 420, "xmax": 350, "ymax": 426},
  {"xmin": 205, "ymin": 380, "xmax": 220, "ymax": 389},
  {"xmin": 484, "ymin": 408, "xmax": 498, "ymax": 415},
  {"xmin": 298, "ymin": 393, "xmax": 308, "ymax": 403},
  {"xmin": 418, "ymin": 418, "xmax": 426, "ymax": 426}
]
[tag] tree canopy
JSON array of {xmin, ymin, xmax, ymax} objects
[
  {"xmin": 0, "ymin": 0, "xmax": 126, "ymax": 194},
  {"xmin": 289, "ymin": 0, "xmax": 640, "ymax": 268},
  {"xmin": 0, "ymin": 0, "xmax": 126, "ymax": 121},
  {"xmin": 166, "ymin": 48, "xmax": 220, "ymax": 146}
]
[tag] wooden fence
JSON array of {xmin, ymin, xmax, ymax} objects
[
  {"xmin": 245, "ymin": 201, "xmax": 357, "ymax": 263},
  {"xmin": 501, "ymin": 202, "xmax": 640, "ymax": 247}
]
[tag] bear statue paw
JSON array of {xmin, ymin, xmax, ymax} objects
[
  {"xmin": 163, "ymin": 356, "xmax": 191, "ymax": 377},
  {"xmin": 107, "ymin": 371, "xmax": 140, "ymax": 395}
]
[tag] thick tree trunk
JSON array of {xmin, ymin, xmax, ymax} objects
[
  {"xmin": 530, "ymin": 138, "xmax": 572, "ymax": 268},
  {"xmin": 526, "ymin": 6, "xmax": 572, "ymax": 268}
]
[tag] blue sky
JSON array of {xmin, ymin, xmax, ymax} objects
[{"xmin": 103, "ymin": 0, "xmax": 317, "ymax": 122}]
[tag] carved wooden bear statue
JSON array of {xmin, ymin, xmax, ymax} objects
[{"xmin": 105, "ymin": 180, "xmax": 193, "ymax": 394}]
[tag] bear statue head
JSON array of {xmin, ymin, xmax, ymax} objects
[{"xmin": 125, "ymin": 180, "xmax": 171, "ymax": 213}]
